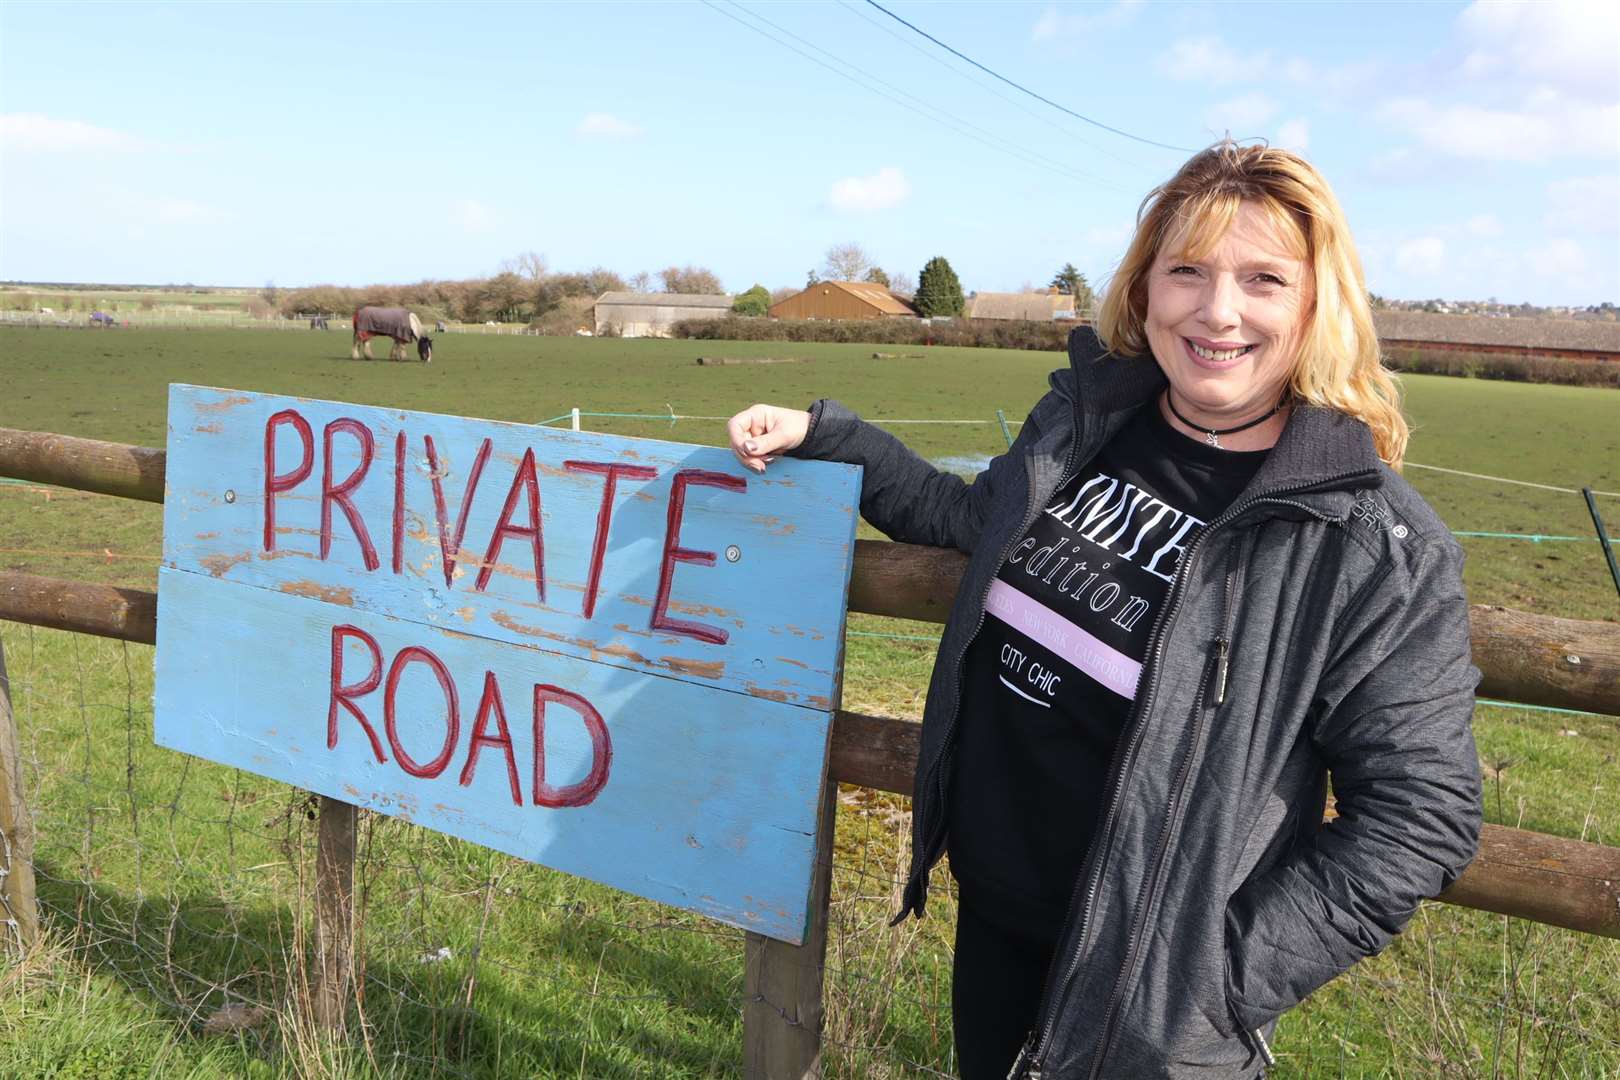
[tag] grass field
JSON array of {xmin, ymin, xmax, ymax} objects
[{"xmin": 1, "ymin": 326, "xmax": 1617, "ymax": 1078}]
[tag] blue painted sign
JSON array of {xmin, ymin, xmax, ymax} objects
[{"xmin": 153, "ymin": 385, "xmax": 860, "ymax": 943}]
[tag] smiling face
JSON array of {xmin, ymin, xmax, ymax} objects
[{"xmin": 1144, "ymin": 200, "xmax": 1313, "ymax": 433}]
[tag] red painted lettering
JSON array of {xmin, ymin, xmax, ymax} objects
[
  {"xmin": 532, "ymin": 684, "xmax": 612, "ymax": 808},
  {"xmin": 321, "ymin": 418, "xmax": 380, "ymax": 571},
  {"xmin": 392, "ymin": 430, "xmax": 406, "ymax": 575},
  {"xmin": 327, "ymin": 625, "xmax": 386, "ymax": 763},
  {"xmin": 425, "ymin": 435, "xmax": 492, "ymax": 588},
  {"xmin": 564, "ymin": 460, "xmax": 658, "ymax": 618},
  {"xmin": 263, "ymin": 409, "xmax": 313, "ymax": 553},
  {"xmin": 459, "ymin": 670, "xmax": 522, "ymax": 806},
  {"xmin": 476, "ymin": 447, "xmax": 545, "ymax": 602},
  {"xmin": 383, "ymin": 645, "xmax": 460, "ymax": 778},
  {"xmin": 650, "ymin": 469, "xmax": 746, "ymax": 645}
]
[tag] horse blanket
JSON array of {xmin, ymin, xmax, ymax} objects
[{"xmin": 354, "ymin": 306, "xmax": 421, "ymax": 342}]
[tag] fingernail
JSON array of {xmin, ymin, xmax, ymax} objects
[{"xmin": 745, "ymin": 441, "xmax": 758, "ymax": 453}]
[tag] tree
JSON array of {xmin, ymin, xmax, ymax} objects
[
  {"xmin": 806, "ymin": 268, "xmax": 820, "ymax": 287},
  {"xmin": 915, "ymin": 256, "xmax": 964, "ymax": 317},
  {"xmin": 1050, "ymin": 263, "xmax": 1095, "ymax": 313},
  {"xmin": 501, "ymin": 251, "xmax": 548, "ymax": 281},
  {"xmin": 261, "ymin": 280, "xmax": 279, "ymax": 308},
  {"xmin": 823, "ymin": 242, "xmax": 874, "ymax": 283},
  {"xmin": 732, "ymin": 284, "xmax": 771, "ymax": 317},
  {"xmin": 660, "ymin": 265, "xmax": 724, "ymax": 294},
  {"xmin": 628, "ymin": 270, "xmax": 653, "ymax": 293},
  {"xmin": 863, "ymin": 267, "xmax": 891, "ymax": 288},
  {"xmin": 888, "ymin": 270, "xmax": 916, "ymax": 299}
]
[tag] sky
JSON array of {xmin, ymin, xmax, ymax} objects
[{"xmin": 0, "ymin": 1, "xmax": 1616, "ymax": 306}]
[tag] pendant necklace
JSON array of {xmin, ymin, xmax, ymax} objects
[{"xmin": 1165, "ymin": 393, "xmax": 1285, "ymax": 449}]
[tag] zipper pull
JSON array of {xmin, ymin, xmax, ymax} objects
[
  {"xmin": 1212, "ymin": 637, "xmax": 1230, "ymax": 705},
  {"xmin": 1007, "ymin": 1032, "xmax": 1040, "ymax": 1078},
  {"xmin": 1252, "ymin": 1027, "xmax": 1277, "ymax": 1069}
]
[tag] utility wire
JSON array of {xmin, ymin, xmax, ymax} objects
[
  {"xmin": 862, "ymin": 0, "xmax": 1195, "ymax": 153},
  {"xmin": 701, "ymin": 0, "xmax": 1130, "ymax": 192},
  {"xmin": 732, "ymin": 2, "xmax": 1124, "ymax": 189},
  {"xmin": 832, "ymin": 0, "xmax": 1151, "ymax": 174}
]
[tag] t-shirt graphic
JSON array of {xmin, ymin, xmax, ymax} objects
[
  {"xmin": 949, "ymin": 402, "xmax": 1267, "ymax": 939},
  {"xmin": 988, "ymin": 466, "xmax": 1203, "ymax": 706}
]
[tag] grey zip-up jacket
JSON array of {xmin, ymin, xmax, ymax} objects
[{"xmin": 790, "ymin": 329, "xmax": 1482, "ymax": 1078}]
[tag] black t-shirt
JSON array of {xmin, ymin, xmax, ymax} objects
[{"xmin": 948, "ymin": 400, "xmax": 1269, "ymax": 940}]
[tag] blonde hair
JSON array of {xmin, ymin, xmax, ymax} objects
[{"xmin": 1097, "ymin": 140, "xmax": 1408, "ymax": 467}]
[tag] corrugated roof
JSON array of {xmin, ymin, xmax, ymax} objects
[
  {"xmin": 967, "ymin": 292, "xmax": 1073, "ymax": 321},
  {"xmin": 820, "ymin": 281, "xmax": 920, "ymax": 316},
  {"xmin": 1374, "ymin": 310, "xmax": 1620, "ymax": 352},
  {"xmin": 595, "ymin": 292, "xmax": 733, "ymax": 309}
]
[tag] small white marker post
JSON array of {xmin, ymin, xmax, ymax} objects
[{"xmin": 571, "ymin": 407, "xmax": 581, "ymax": 432}]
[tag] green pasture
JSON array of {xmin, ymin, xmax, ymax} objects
[
  {"xmin": 0, "ymin": 285, "xmax": 256, "ymax": 313},
  {"xmin": 1, "ymin": 326, "xmax": 1617, "ymax": 1078}
]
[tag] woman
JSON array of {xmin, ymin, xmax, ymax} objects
[{"xmin": 726, "ymin": 142, "xmax": 1482, "ymax": 1079}]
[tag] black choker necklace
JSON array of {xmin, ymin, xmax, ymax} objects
[{"xmin": 1164, "ymin": 393, "xmax": 1284, "ymax": 449}]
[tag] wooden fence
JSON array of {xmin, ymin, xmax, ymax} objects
[{"xmin": 2, "ymin": 426, "xmax": 1618, "ymax": 1077}]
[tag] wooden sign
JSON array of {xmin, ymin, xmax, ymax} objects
[{"xmin": 153, "ymin": 386, "xmax": 860, "ymax": 943}]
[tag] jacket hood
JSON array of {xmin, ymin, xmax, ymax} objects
[{"xmin": 1058, "ymin": 326, "xmax": 1385, "ymax": 505}]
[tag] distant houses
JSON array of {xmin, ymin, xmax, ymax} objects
[
  {"xmin": 1372, "ymin": 310, "xmax": 1620, "ymax": 362},
  {"xmin": 966, "ymin": 289, "xmax": 1075, "ymax": 322},
  {"xmin": 593, "ymin": 292, "xmax": 732, "ymax": 338},
  {"xmin": 768, "ymin": 281, "xmax": 919, "ymax": 320}
]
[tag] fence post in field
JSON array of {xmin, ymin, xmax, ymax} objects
[
  {"xmin": 0, "ymin": 635, "xmax": 40, "ymax": 952},
  {"xmin": 313, "ymin": 795, "xmax": 358, "ymax": 1032},
  {"xmin": 743, "ymin": 779, "xmax": 838, "ymax": 1078}
]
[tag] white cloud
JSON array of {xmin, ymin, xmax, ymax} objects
[
  {"xmin": 827, "ymin": 166, "xmax": 910, "ymax": 213},
  {"xmin": 1456, "ymin": 0, "xmax": 1620, "ymax": 99},
  {"xmin": 1032, "ymin": 0, "xmax": 1143, "ymax": 41},
  {"xmin": 1545, "ymin": 175, "xmax": 1620, "ymax": 233},
  {"xmin": 1202, "ymin": 93, "xmax": 1277, "ymax": 136},
  {"xmin": 575, "ymin": 112, "xmax": 643, "ymax": 139},
  {"xmin": 0, "ymin": 113, "xmax": 145, "ymax": 152},
  {"xmin": 1380, "ymin": 91, "xmax": 1619, "ymax": 162},
  {"xmin": 1156, "ymin": 37, "xmax": 1256, "ymax": 85},
  {"xmin": 1525, "ymin": 237, "xmax": 1588, "ymax": 278},
  {"xmin": 450, "ymin": 199, "xmax": 497, "ymax": 234},
  {"xmin": 1275, "ymin": 119, "xmax": 1309, "ymax": 152},
  {"xmin": 1464, "ymin": 213, "xmax": 1503, "ymax": 238},
  {"xmin": 1395, "ymin": 236, "xmax": 1446, "ymax": 276}
]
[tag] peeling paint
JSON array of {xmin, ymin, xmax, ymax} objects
[
  {"xmin": 661, "ymin": 656, "xmax": 725, "ymax": 680},
  {"xmin": 194, "ymin": 394, "xmax": 253, "ymax": 413},
  {"xmin": 201, "ymin": 552, "xmax": 250, "ymax": 577},
  {"xmin": 280, "ymin": 580, "xmax": 355, "ymax": 605}
]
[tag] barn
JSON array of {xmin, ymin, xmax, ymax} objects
[
  {"xmin": 1373, "ymin": 310, "xmax": 1620, "ymax": 362},
  {"xmin": 768, "ymin": 281, "xmax": 919, "ymax": 321},
  {"xmin": 966, "ymin": 289, "xmax": 1075, "ymax": 321},
  {"xmin": 593, "ymin": 292, "xmax": 732, "ymax": 338}
]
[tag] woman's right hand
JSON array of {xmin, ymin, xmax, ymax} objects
[{"xmin": 726, "ymin": 404, "xmax": 811, "ymax": 474}]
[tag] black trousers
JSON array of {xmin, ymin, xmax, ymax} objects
[{"xmin": 952, "ymin": 901, "xmax": 1060, "ymax": 1080}]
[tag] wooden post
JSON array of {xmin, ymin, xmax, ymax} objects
[
  {"xmin": 0, "ymin": 635, "xmax": 40, "ymax": 952},
  {"xmin": 743, "ymin": 779, "xmax": 838, "ymax": 1078},
  {"xmin": 313, "ymin": 795, "xmax": 357, "ymax": 1033}
]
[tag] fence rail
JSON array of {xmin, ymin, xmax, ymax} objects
[{"xmin": 3, "ymin": 425, "xmax": 1619, "ymax": 1077}]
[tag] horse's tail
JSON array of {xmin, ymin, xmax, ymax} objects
[{"xmin": 352, "ymin": 308, "xmax": 362, "ymax": 335}]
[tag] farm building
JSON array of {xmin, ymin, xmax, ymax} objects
[
  {"xmin": 768, "ymin": 281, "xmax": 919, "ymax": 321},
  {"xmin": 593, "ymin": 292, "xmax": 732, "ymax": 338},
  {"xmin": 966, "ymin": 289, "xmax": 1075, "ymax": 321},
  {"xmin": 1373, "ymin": 310, "xmax": 1620, "ymax": 362}
]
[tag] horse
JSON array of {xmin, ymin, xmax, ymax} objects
[{"xmin": 352, "ymin": 306, "xmax": 433, "ymax": 362}]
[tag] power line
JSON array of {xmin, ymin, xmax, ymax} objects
[
  {"xmin": 862, "ymin": 0, "xmax": 1195, "ymax": 154},
  {"xmin": 832, "ymin": 0, "xmax": 1152, "ymax": 175},
  {"xmin": 700, "ymin": 0, "xmax": 1130, "ymax": 192}
]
